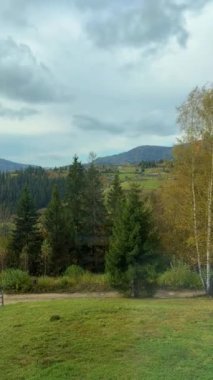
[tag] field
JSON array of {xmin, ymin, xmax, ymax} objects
[
  {"xmin": 0, "ymin": 297, "xmax": 212, "ymax": 380},
  {"xmin": 102, "ymin": 163, "xmax": 170, "ymax": 192}
]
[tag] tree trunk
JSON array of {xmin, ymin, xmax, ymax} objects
[
  {"xmin": 191, "ymin": 159, "xmax": 205, "ymax": 289},
  {"xmin": 206, "ymin": 145, "xmax": 213, "ymax": 295}
]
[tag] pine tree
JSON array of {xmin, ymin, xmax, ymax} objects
[
  {"xmin": 83, "ymin": 162, "xmax": 107, "ymax": 271},
  {"xmin": 106, "ymin": 186, "xmax": 157, "ymax": 296},
  {"xmin": 107, "ymin": 173, "xmax": 124, "ymax": 220},
  {"xmin": 10, "ymin": 187, "xmax": 41, "ymax": 274},
  {"xmin": 44, "ymin": 186, "xmax": 69, "ymax": 274},
  {"xmin": 66, "ymin": 155, "xmax": 86, "ymax": 263}
]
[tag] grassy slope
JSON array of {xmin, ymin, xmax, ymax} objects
[
  {"xmin": 102, "ymin": 164, "xmax": 169, "ymax": 192},
  {"xmin": 0, "ymin": 298, "xmax": 212, "ymax": 380}
]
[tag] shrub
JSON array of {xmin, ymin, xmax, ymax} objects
[
  {"xmin": 0, "ymin": 269, "xmax": 112, "ymax": 293},
  {"xmin": 75, "ymin": 273, "xmax": 111, "ymax": 292},
  {"xmin": 34, "ymin": 273, "xmax": 111, "ymax": 293},
  {"xmin": 35, "ymin": 276, "xmax": 60, "ymax": 292},
  {"xmin": 158, "ymin": 263, "xmax": 203, "ymax": 290},
  {"xmin": 0, "ymin": 269, "xmax": 32, "ymax": 292},
  {"xmin": 64, "ymin": 265, "xmax": 85, "ymax": 278}
]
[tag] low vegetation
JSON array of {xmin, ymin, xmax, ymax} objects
[
  {"xmin": 158, "ymin": 263, "xmax": 203, "ymax": 290},
  {"xmin": 0, "ymin": 268, "xmax": 111, "ymax": 293},
  {"xmin": 0, "ymin": 263, "xmax": 204, "ymax": 294}
]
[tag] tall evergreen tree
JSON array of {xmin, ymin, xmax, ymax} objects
[
  {"xmin": 66, "ymin": 155, "xmax": 86, "ymax": 263},
  {"xmin": 44, "ymin": 186, "xmax": 69, "ymax": 274},
  {"xmin": 83, "ymin": 163, "xmax": 107, "ymax": 271},
  {"xmin": 106, "ymin": 186, "xmax": 157, "ymax": 296},
  {"xmin": 107, "ymin": 173, "xmax": 124, "ymax": 226},
  {"xmin": 9, "ymin": 187, "xmax": 41, "ymax": 274}
]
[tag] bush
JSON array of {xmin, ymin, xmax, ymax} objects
[
  {"xmin": 64, "ymin": 265, "xmax": 85, "ymax": 278},
  {"xmin": 158, "ymin": 263, "xmax": 203, "ymax": 290},
  {"xmin": 34, "ymin": 273, "xmax": 111, "ymax": 293},
  {"xmin": 0, "ymin": 269, "xmax": 32, "ymax": 292},
  {"xmin": 74, "ymin": 273, "xmax": 111, "ymax": 292},
  {"xmin": 35, "ymin": 276, "xmax": 62, "ymax": 292}
]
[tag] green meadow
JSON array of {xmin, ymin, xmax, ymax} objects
[{"xmin": 0, "ymin": 297, "xmax": 212, "ymax": 380}]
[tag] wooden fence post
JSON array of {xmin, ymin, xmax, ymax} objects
[{"xmin": 0, "ymin": 289, "xmax": 4, "ymax": 306}]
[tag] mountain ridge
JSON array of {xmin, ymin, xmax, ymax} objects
[
  {"xmin": 0, "ymin": 158, "xmax": 29, "ymax": 172},
  {"xmin": 95, "ymin": 145, "xmax": 173, "ymax": 165}
]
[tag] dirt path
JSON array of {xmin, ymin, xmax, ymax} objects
[
  {"xmin": 154, "ymin": 289, "xmax": 205, "ymax": 299},
  {"xmin": 3, "ymin": 292, "xmax": 120, "ymax": 305},
  {"xmin": 2, "ymin": 289, "xmax": 205, "ymax": 305}
]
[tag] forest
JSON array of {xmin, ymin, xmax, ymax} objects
[{"xmin": 0, "ymin": 86, "xmax": 213, "ymax": 296}]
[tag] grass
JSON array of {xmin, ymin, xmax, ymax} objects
[
  {"xmin": 102, "ymin": 163, "xmax": 171, "ymax": 195},
  {"xmin": 0, "ymin": 298, "xmax": 213, "ymax": 379},
  {"xmin": 121, "ymin": 177, "xmax": 163, "ymax": 190}
]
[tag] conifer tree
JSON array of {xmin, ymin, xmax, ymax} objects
[
  {"xmin": 66, "ymin": 155, "xmax": 86, "ymax": 263},
  {"xmin": 10, "ymin": 187, "xmax": 41, "ymax": 274},
  {"xmin": 107, "ymin": 173, "xmax": 124, "ymax": 220},
  {"xmin": 106, "ymin": 186, "xmax": 157, "ymax": 296},
  {"xmin": 83, "ymin": 162, "xmax": 107, "ymax": 271},
  {"xmin": 44, "ymin": 186, "xmax": 69, "ymax": 274}
]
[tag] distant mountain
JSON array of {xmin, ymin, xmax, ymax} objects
[
  {"xmin": 95, "ymin": 145, "xmax": 173, "ymax": 165},
  {"xmin": 0, "ymin": 158, "xmax": 29, "ymax": 172}
]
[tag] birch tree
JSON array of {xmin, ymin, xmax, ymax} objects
[{"xmin": 160, "ymin": 86, "xmax": 213, "ymax": 295}]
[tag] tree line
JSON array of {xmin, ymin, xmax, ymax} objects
[
  {"xmin": 0, "ymin": 156, "xmax": 159, "ymax": 296},
  {"xmin": 1, "ymin": 86, "xmax": 213, "ymax": 296}
]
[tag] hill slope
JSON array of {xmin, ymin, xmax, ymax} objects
[
  {"xmin": 95, "ymin": 145, "xmax": 173, "ymax": 165},
  {"xmin": 0, "ymin": 158, "xmax": 29, "ymax": 172}
]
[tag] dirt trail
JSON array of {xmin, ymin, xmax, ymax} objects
[
  {"xmin": 3, "ymin": 292, "xmax": 120, "ymax": 305},
  {"xmin": 2, "ymin": 289, "xmax": 205, "ymax": 305}
]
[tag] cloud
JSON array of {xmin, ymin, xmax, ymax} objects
[
  {"xmin": 1, "ymin": 1, "xmax": 210, "ymax": 52},
  {"xmin": 0, "ymin": 1, "xmax": 32, "ymax": 29},
  {"xmin": 73, "ymin": 115, "xmax": 123, "ymax": 134},
  {"xmin": 73, "ymin": 111, "xmax": 177, "ymax": 137},
  {"xmin": 0, "ymin": 103, "xmax": 38, "ymax": 120},
  {"xmin": 74, "ymin": 0, "xmax": 210, "ymax": 51},
  {"xmin": 131, "ymin": 108, "xmax": 177, "ymax": 137},
  {"xmin": 0, "ymin": 37, "xmax": 71, "ymax": 103}
]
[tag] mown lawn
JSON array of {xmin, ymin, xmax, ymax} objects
[{"xmin": 0, "ymin": 298, "xmax": 212, "ymax": 379}]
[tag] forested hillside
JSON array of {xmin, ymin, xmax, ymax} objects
[
  {"xmin": 0, "ymin": 158, "xmax": 29, "ymax": 172},
  {"xmin": 0, "ymin": 167, "xmax": 66, "ymax": 214},
  {"xmin": 0, "ymin": 159, "xmax": 171, "ymax": 217}
]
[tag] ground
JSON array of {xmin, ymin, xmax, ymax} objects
[
  {"xmin": 0, "ymin": 295, "xmax": 212, "ymax": 380},
  {"xmin": 3, "ymin": 290, "xmax": 205, "ymax": 305}
]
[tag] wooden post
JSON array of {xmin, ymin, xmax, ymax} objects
[{"xmin": 0, "ymin": 289, "xmax": 4, "ymax": 306}]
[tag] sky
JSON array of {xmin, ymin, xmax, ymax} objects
[{"xmin": 0, "ymin": 0, "xmax": 213, "ymax": 166}]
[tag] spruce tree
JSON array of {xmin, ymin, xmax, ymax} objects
[
  {"xmin": 107, "ymin": 173, "xmax": 123, "ymax": 210},
  {"xmin": 106, "ymin": 186, "xmax": 157, "ymax": 296},
  {"xmin": 10, "ymin": 187, "xmax": 41, "ymax": 274},
  {"xmin": 107, "ymin": 173, "xmax": 124, "ymax": 228},
  {"xmin": 83, "ymin": 163, "xmax": 107, "ymax": 271},
  {"xmin": 66, "ymin": 155, "xmax": 86, "ymax": 263},
  {"xmin": 44, "ymin": 186, "xmax": 69, "ymax": 274}
]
